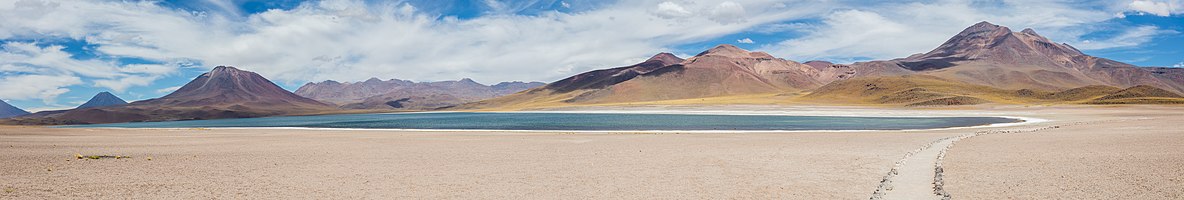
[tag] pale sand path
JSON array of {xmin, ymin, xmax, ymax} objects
[{"xmin": 875, "ymin": 137, "xmax": 954, "ymax": 200}]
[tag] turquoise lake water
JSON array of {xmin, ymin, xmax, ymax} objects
[{"xmin": 62, "ymin": 112, "xmax": 1020, "ymax": 131}]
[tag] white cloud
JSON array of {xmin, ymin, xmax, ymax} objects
[
  {"xmin": 653, "ymin": 1, "xmax": 692, "ymax": 19},
  {"xmin": 709, "ymin": 1, "xmax": 747, "ymax": 24},
  {"xmin": 0, "ymin": 41, "xmax": 176, "ymax": 99},
  {"xmin": 156, "ymin": 86, "xmax": 183, "ymax": 94},
  {"xmin": 0, "ymin": 74, "xmax": 81, "ymax": 102},
  {"xmin": 1, "ymin": 0, "xmax": 828, "ymax": 85},
  {"xmin": 1075, "ymin": 26, "xmax": 1175, "ymax": 50},
  {"xmin": 1172, "ymin": 61, "xmax": 1184, "ymax": 68},
  {"xmin": 1127, "ymin": 0, "xmax": 1183, "ymax": 16},
  {"xmin": 93, "ymin": 75, "xmax": 161, "ymax": 93},
  {"xmin": 737, "ymin": 38, "xmax": 754, "ymax": 44},
  {"xmin": 760, "ymin": 10, "xmax": 914, "ymax": 62}
]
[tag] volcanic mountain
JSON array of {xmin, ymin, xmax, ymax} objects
[
  {"xmin": 461, "ymin": 46, "xmax": 848, "ymax": 109},
  {"xmin": 296, "ymin": 78, "xmax": 544, "ymax": 110},
  {"xmin": 76, "ymin": 92, "xmax": 128, "ymax": 109},
  {"xmin": 846, "ymin": 21, "xmax": 1184, "ymax": 93},
  {"xmin": 6, "ymin": 66, "xmax": 334, "ymax": 124},
  {"xmin": 800, "ymin": 21, "xmax": 1184, "ymax": 105},
  {"xmin": 0, "ymin": 100, "xmax": 30, "ymax": 118}
]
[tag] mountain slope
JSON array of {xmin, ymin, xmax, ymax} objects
[
  {"xmin": 295, "ymin": 78, "xmax": 544, "ymax": 110},
  {"xmin": 462, "ymin": 46, "xmax": 832, "ymax": 109},
  {"xmin": 6, "ymin": 66, "xmax": 334, "ymax": 124},
  {"xmin": 846, "ymin": 21, "xmax": 1184, "ymax": 93},
  {"xmin": 77, "ymin": 92, "xmax": 128, "ymax": 109},
  {"xmin": 0, "ymin": 100, "xmax": 30, "ymax": 118}
]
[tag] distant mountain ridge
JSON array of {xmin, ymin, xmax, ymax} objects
[
  {"xmin": 295, "ymin": 77, "xmax": 543, "ymax": 110},
  {"xmin": 0, "ymin": 100, "xmax": 30, "ymax": 118},
  {"xmin": 460, "ymin": 45, "xmax": 860, "ymax": 109},
  {"xmin": 5, "ymin": 66, "xmax": 334, "ymax": 124},
  {"xmin": 77, "ymin": 92, "xmax": 128, "ymax": 109},
  {"xmin": 462, "ymin": 21, "xmax": 1184, "ymax": 109}
]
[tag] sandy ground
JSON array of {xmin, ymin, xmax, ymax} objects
[
  {"xmin": 943, "ymin": 106, "xmax": 1184, "ymax": 199},
  {"xmin": 0, "ymin": 105, "xmax": 1180, "ymax": 199}
]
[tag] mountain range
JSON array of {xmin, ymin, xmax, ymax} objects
[
  {"xmin": 76, "ymin": 92, "xmax": 128, "ymax": 109},
  {"xmin": 295, "ymin": 78, "xmax": 543, "ymax": 110},
  {"xmin": 4, "ymin": 21, "xmax": 1181, "ymax": 124},
  {"xmin": 461, "ymin": 21, "xmax": 1184, "ymax": 109},
  {"xmin": 0, "ymin": 100, "xmax": 30, "ymax": 118},
  {"xmin": 5, "ymin": 66, "xmax": 335, "ymax": 124}
]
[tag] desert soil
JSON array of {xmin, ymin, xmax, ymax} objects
[{"xmin": 0, "ymin": 105, "xmax": 1180, "ymax": 199}]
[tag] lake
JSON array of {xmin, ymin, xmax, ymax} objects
[{"xmin": 63, "ymin": 112, "xmax": 1021, "ymax": 131}]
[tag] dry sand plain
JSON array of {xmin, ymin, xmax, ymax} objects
[{"xmin": 0, "ymin": 105, "xmax": 1180, "ymax": 199}]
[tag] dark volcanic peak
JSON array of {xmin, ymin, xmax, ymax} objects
[
  {"xmin": 923, "ymin": 21, "xmax": 1011, "ymax": 58},
  {"xmin": 909, "ymin": 21, "xmax": 1084, "ymax": 64},
  {"xmin": 0, "ymin": 99, "xmax": 30, "ymax": 118},
  {"xmin": 76, "ymin": 92, "xmax": 128, "ymax": 109},
  {"xmin": 161, "ymin": 66, "xmax": 328, "ymax": 107}
]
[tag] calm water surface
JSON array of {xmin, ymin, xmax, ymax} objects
[{"xmin": 63, "ymin": 112, "xmax": 1020, "ymax": 131}]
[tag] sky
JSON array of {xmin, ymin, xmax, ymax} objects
[{"xmin": 0, "ymin": 0, "xmax": 1182, "ymax": 112}]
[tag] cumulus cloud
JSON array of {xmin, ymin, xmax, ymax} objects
[
  {"xmin": 1075, "ymin": 26, "xmax": 1176, "ymax": 50},
  {"xmin": 0, "ymin": 41, "xmax": 176, "ymax": 99},
  {"xmin": 737, "ymin": 38, "xmax": 754, "ymax": 44},
  {"xmin": 653, "ymin": 1, "xmax": 692, "ymax": 19},
  {"xmin": 760, "ymin": 10, "xmax": 914, "ymax": 62},
  {"xmin": 0, "ymin": 74, "xmax": 81, "ymax": 102},
  {"xmin": 709, "ymin": 1, "xmax": 747, "ymax": 24},
  {"xmin": 1127, "ymin": 0, "xmax": 1183, "ymax": 16},
  {"xmin": 1, "ymin": 0, "xmax": 827, "ymax": 86}
]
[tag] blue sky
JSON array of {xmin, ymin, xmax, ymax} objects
[{"xmin": 0, "ymin": 0, "xmax": 1182, "ymax": 111}]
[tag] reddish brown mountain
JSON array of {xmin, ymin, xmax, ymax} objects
[
  {"xmin": 6, "ymin": 66, "xmax": 334, "ymax": 124},
  {"xmin": 295, "ymin": 78, "xmax": 544, "ymax": 110},
  {"xmin": 847, "ymin": 21, "xmax": 1184, "ymax": 93},
  {"xmin": 461, "ymin": 46, "xmax": 833, "ymax": 108}
]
